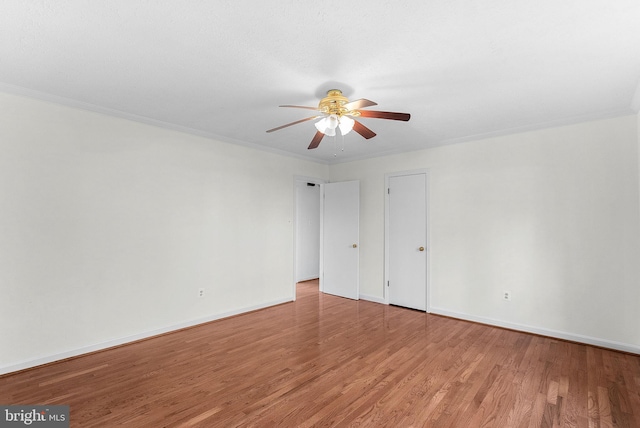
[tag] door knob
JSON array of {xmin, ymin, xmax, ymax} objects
[
  {"xmin": 353, "ymin": 244, "xmax": 358, "ymax": 248},
  {"xmin": 419, "ymin": 246, "xmax": 425, "ymax": 251}
]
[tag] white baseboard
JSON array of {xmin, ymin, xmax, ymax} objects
[
  {"xmin": 359, "ymin": 293, "xmax": 386, "ymax": 304},
  {"xmin": 0, "ymin": 297, "xmax": 292, "ymax": 376},
  {"xmin": 428, "ymin": 306, "xmax": 640, "ymax": 355},
  {"xmin": 5, "ymin": 298, "xmax": 636, "ymax": 376}
]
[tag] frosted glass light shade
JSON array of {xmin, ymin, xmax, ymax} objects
[
  {"xmin": 326, "ymin": 114, "xmax": 339, "ymax": 130},
  {"xmin": 314, "ymin": 117, "xmax": 327, "ymax": 133},
  {"xmin": 338, "ymin": 116, "xmax": 354, "ymax": 135},
  {"xmin": 315, "ymin": 117, "xmax": 327, "ymax": 134},
  {"xmin": 315, "ymin": 115, "xmax": 338, "ymax": 136},
  {"xmin": 316, "ymin": 114, "xmax": 353, "ymax": 136}
]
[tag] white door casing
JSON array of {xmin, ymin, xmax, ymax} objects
[
  {"xmin": 321, "ymin": 181, "xmax": 359, "ymax": 300},
  {"xmin": 386, "ymin": 172, "xmax": 428, "ymax": 311}
]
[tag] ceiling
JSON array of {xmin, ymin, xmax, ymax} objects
[{"xmin": 1, "ymin": 1, "xmax": 640, "ymax": 164}]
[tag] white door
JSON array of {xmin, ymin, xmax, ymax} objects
[
  {"xmin": 388, "ymin": 173, "xmax": 427, "ymax": 310},
  {"xmin": 321, "ymin": 181, "xmax": 359, "ymax": 300}
]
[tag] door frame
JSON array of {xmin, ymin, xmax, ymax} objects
[
  {"xmin": 293, "ymin": 175, "xmax": 327, "ymax": 301},
  {"xmin": 384, "ymin": 169, "xmax": 431, "ymax": 311}
]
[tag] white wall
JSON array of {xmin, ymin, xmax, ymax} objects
[
  {"xmin": 331, "ymin": 116, "xmax": 640, "ymax": 352},
  {"xmin": 0, "ymin": 92, "xmax": 329, "ymax": 373}
]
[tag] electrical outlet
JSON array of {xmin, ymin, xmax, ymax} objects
[
  {"xmin": 198, "ymin": 288, "xmax": 205, "ymax": 298},
  {"xmin": 503, "ymin": 291, "xmax": 511, "ymax": 301}
]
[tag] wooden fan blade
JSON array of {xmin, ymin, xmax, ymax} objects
[
  {"xmin": 266, "ymin": 116, "xmax": 320, "ymax": 133},
  {"xmin": 308, "ymin": 131, "xmax": 324, "ymax": 149},
  {"xmin": 352, "ymin": 120, "xmax": 377, "ymax": 139},
  {"xmin": 357, "ymin": 110, "xmax": 411, "ymax": 121},
  {"xmin": 279, "ymin": 105, "xmax": 320, "ymax": 111},
  {"xmin": 343, "ymin": 98, "xmax": 377, "ymax": 110}
]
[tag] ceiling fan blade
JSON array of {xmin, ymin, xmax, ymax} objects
[
  {"xmin": 352, "ymin": 120, "xmax": 377, "ymax": 139},
  {"xmin": 266, "ymin": 116, "xmax": 320, "ymax": 133},
  {"xmin": 343, "ymin": 98, "xmax": 377, "ymax": 110},
  {"xmin": 357, "ymin": 110, "xmax": 411, "ymax": 121},
  {"xmin": 279, "ymin": 105, "xmax": 320, "ymax": 111},
  {"xmin": 308, "ymin": 131, "xmax": 324, "ymax": 149}
]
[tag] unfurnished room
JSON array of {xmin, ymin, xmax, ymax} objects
[{"xmin": 1, "ymin": 1, "xmax": 640, "ymax": 427}]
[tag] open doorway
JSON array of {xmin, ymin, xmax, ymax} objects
[
  {"xmin": 293, "ymin": 177, "xmax": 325, "ymax": 298},
  {"xmin": 293, "ymin": 178, "xmax": 360, "ymax": 301}
]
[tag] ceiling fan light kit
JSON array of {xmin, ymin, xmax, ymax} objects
[
  {"xmin": 267, "ymin": 89, "xmax": 410, "ymax": 150},
  {"xmin": 315, "ymin": 113, "xmax": 354, "ymax": 136},
  {"xmin": 315, "ymin": 114, "xmax": 339, "ymax": 135}
]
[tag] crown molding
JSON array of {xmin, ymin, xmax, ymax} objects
[{"xmin": 0, "ymin": 82, "xmax": 330, "ymax": 165}]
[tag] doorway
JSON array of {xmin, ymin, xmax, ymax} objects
[
  {"xmin": 293, "ymin": 178, "xmax": 360, "ymax": 301},
  {"xmin": 295, "ymin": 179, "xmax": 322, "ymax": 283},
  {"xmin": 385, "ymin": 170, "xmax": 429, "ymax": 311},
  {"xmin": 294, "ymin": 177, "xmax": 325, "ymax": 300}
]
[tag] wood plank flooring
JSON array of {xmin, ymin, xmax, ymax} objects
[{"xmin": 2, "ymin": 279, "xmax": 639, "ymax": 427}]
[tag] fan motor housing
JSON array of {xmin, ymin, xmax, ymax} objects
[{"xmin": 318, "ymin": 89, "xmax": 350, "ymax": 116}]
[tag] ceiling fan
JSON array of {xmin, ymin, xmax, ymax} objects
[{"xmin": 266, "ymin": 89, "xmax": 410, "ymax": 149}]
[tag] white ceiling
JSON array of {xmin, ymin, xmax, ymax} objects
[{"xmin": 2, "ymin": 1, "xmax": 640, "ymax": 164}]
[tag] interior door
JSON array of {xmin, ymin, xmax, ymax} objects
[
  {"xmin": 388, "ymin": 173, "xmax": 427, "ymax": 310},
  {"xmin": 321, "ymin": 181, "xmax": 359, "ymax": 300}
]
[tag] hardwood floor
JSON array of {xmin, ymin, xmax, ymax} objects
[{"xmin": 2, "ymin": 279, "xmax": 639, "ymax": 427}]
